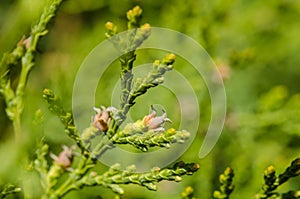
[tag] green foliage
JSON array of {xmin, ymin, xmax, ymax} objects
[
  {"xmin": 0, "ymin": 0, "xmax": 64, "ymax": 141},
  {"xmin": 181, "ymin": 186, "xmax": 196, "ymax": 199},
  {"xmin": 71, "ymin": 161, "xmax": 199, "ymax": 195},
  {"xmin": 0, "ymin": 184, "xmax": 21, "ymax": 199},
  {"xmin": 209, "ymin": 159, "xmax": 300, "ymax": 199},
  {"xmin": 0, "ymin": 0, "xmax": 300, "ymax": 198},
  {"xmin": 213, "ymin": 167, "xmax": 234, "ymax": 199},
  {"xmin": 42, "ymin": 89, "xmax": 86, "ymax": 153},
  {"xmin": 255, "ymin": 158, "xmax": 300, "ymax": 199},
  {"xmin": 32, "ymin": 5, "xmax": 198, "ymax": 199}
]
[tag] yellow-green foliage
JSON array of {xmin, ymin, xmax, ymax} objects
[{"xmin": 1, "ymin": 0, "xmax": 300, "ymax": 198}]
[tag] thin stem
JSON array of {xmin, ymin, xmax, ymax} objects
[
  {"xmin": 57, "ymin": 53, "xmax": 177, "ymax": 197},
  {"xmin": 12, "ymin": 110, "xmax": 22, "ymax": 142},
  {"xmin": 13, "ymin": 60, "xmax": 31, "ymax": 141},
  {"xmin": 51, "ymin": 156, "xmax": 92, "ymax": 198},
  {"xmin": 118, "ymin": 51, "xmax": 136, "ymax": 122},
  {"xmin": 0, "ymin": 0, "xmax": 64, "ymax": 142}
]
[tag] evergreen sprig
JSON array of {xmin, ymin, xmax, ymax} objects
[
  {"xmin": 181, "ymin": 186, "xmax": 196, "ymax": 199},
  {"xmin": 73, "ymin": 161, "xmax": 199, "ymax": 195},
  {"xmin": 255, "ymin": 158, "xmax": 300, "ymax": 199},
  {"xmin": 0, "ymin": 184, "xmax": 21, "ymax": 199},
  {"xmin": 35, "ymin": 6, "xmax": 199, "ymax": 198},
  {"xmin": 0, "ymin": 0, "xmax": 64, "ymax": 141},
  {"xmin": 104, "ymin": 6, "xmax": 152, "ymax": 127},
  {"xmin": 42, "ymin": 89, "xmax": 87, "ymax": 153},
  {"xmin": 113, "ymin": 127, "xmax": 190, "ymax": 152},
  {"xmin": 281, "ymin": 191, "xmax": 300, "ymax": 199},
  {"xmin": 34, "ymin": 143, "xmax": 50, "ymax": 191},
  {"xmin": 213, "ymin": 167, "xmax": 235, "ymax": 199},
  {"xmin": 129, "ymin": 54, "xmax": 175, "ymax": 107}
]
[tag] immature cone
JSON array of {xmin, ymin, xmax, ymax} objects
[
  {"xmin": 181, "ymin": 186, "xmax": 195, "ymax": 199},
  {"xmin": 130, "ymin": 23, "xmax": 151, "ymax": 50},
  {"xmin": 264, "ymin": 165, "xmax": 276, "ymax": 177},
  {"xmin": 161, "ymin": 53, "xmax": 176, "ymax": 67},
  {"xmin": 143, "ymin": 106, "xmax": 172, "ymax": 131},
  {"xmin": 105, "ymin": 21, "xmax": 117, "ymax": 38},
  {"xmin": 127, "ymin": 6, "xmax": 142, "ymax": 22},
  {"xmin": 127, "ymin": 6, "xmax": 143, "ymax": 29},
  {"xmin": 105, "ymin": 21, "xmax": 115, "ymax": 30},
  {"xmin": 50, "ymin": 145, "xmax": 75, "ymax": 169},
  {"xmin": 140, "ymin": 23, "xmax": 151, "ymax": 37},
  {"xmin": 93, "ymin": 106, "xmax": 116, "ymax": 132}
]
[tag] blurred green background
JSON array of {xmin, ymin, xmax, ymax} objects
[{"xmin": 1, "ymin": 0, "xmax": 300, "ymax": 198}]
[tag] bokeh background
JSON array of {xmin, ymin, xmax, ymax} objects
[{"xmin": 0, "ymin": 0, "xmax": 300, "ymax": 198}]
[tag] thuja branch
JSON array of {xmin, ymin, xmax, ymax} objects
[
  {"xmin": 93, "ymin": 7, "xmax": 176, "ymax": 160},
  {"xmin": 91, "ymin": 6, "xmax": 155, "ymax": 156},
  {"xmin": 42, "ymin": 89, "xmax": 87, "ymax": 153},
  {"xmin": 110, "ymin": 54, "xmax": 175, "ymax": 138},
  {"xmin": 63, "ymin": 161, "xmax": 199, "ymax": 196},
  {"xmin": 34, "ymin": 143, "xmax": 49, "ymax": 192},
  {"xmin": 213, "ymin": 167, "xmax": 235, "ymax": 199},
  {"xmin": 35, "ymin": 143, "xmax": 95, "ymax": 198},
  {"xmin": 129, "ymin": 54, "xmax": 175, "ymax": 108},
  {"xmin": 181, "ymin": 186, "xmax": 196, "ymax": 199},
  {"xmin": 112, "ymin": 128, "xmax": 190, "ymax": 152},
  {"xmin": 111, "ymin": 109, "xmax": 189, "ymax": 151},
  {"xmin": 105, "ymin": 6, "xmax": 151, "ymax": 126},
  {"xmin": 255, "ymin": 158, "xmax": 300, "ymax": 199},
  {"xmin": 0, "ymin": 0, "xmax": 64, "ymax": 141},
  {"xmin": 0, "ymin": 184, "xmax": 21, "ymax": 199},
  {"xmin": 37, "ymin": 5, "xmax": 199, "ymax": 198}
]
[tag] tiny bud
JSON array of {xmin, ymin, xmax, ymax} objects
[
  {"xmin": 224, "ymin": 167, "xmax": 234, "ymax": 176},
  {"xmin": 166, "ymin": 64, "xmax": 173, "ymax": 70},
  {"xmin": 143, "ymin": 106, "xmax": 170, "ymax": 131},
  {"xmin": 105, "ymin": 21, "xmax": 117, "ymax": 38},
  {"xmin": 22, "ymin": 36, "xmax": 32, "ymax": 50},
  {"xmin": 174, "ymin": 176, "xmax": 182, "ymax": 182},
  {"xmin": 15, "ymin": 187, "xmax": 22, "ymax": 192},
  {"xmin": 190, "ymin": 163, "xmax": 200, "ymax": 172},
  {"xmin": 111, "ymin": 163, "xmax": 121, "ymax": 171},
  {"xmin": 294, "ymin": 191, "xmax": 300, "ymax": 197},
  {"xmin": 151, "ymin": 167, "xmax": 161, "ymax": 173},
  {"xmin": 154, "ymin": 60, "xmax": 160, "ymax": 65},
  {"xmin": 162, "ymin": 53, "xmax": 176, "ymax": 65},
  {"xmin": 127, "ymin": 6, "xmax": 143, "ymax": 28},
  {"xmin": 111, "ymin": 185, "xmax": 124, "ymax": 195},
  {"xmin": 182, "ymin": 131, "xmax": 191, "ymax": 137},
  {"xmin": 145, "ymin": 183, "xmax": 157, "ymax": 191},
  {"xmin": 167, "ymin": 53, "xmax": 176, "ymax": 61},
  {"xmin": 153, "ymin": 77, "xmax": 164, "ymax": 84},
  {"xmin": 185, "ymin": 186, "xmax": 194, "ymax": 193},
  {"xmin": 265, "ymin": 165, "xmax": 276, "ymax": 176},
  {"xmin": 219, "ymin": 174, "xmax": 226, "ymax": 183},
  {"xmin": 105, "ymin": 21, "xmax": 115, "ymax": 31},
  {"xmin": 126, "ymin": 10, "xmax": 134, "ymax": 22},
  {"xmin": 213, "ymin": 191, "xmax": 222, "ymax": 198},
  {"xmin": 93, "ymin": 106, "xmax": 116, "ymax": 132},
  {"xmin": 166, "ymin": 128, "xmax": 176, "ymax": 135},
  {"xmin": 90, "ymin": 171, "xmax": 97, "ymax": 177},
  {"xmin": 132, "ymin": 5, "xmax": 142, "ymax": 16},
  {"xmin": 126, "ymin": 165, "xmax": 136, "ymax": 172},
  {"xmin": 141, "ymin": 23, "xmax": 151, "ymax": 34},
  {"xmin": 51, "ymin": 145, "xmax": 75, "ymax": 169}
]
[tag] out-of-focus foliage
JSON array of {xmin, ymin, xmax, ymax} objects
[{"xmin": 0, "ymin": 0, "xmax": 300, "ymax": 198}]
